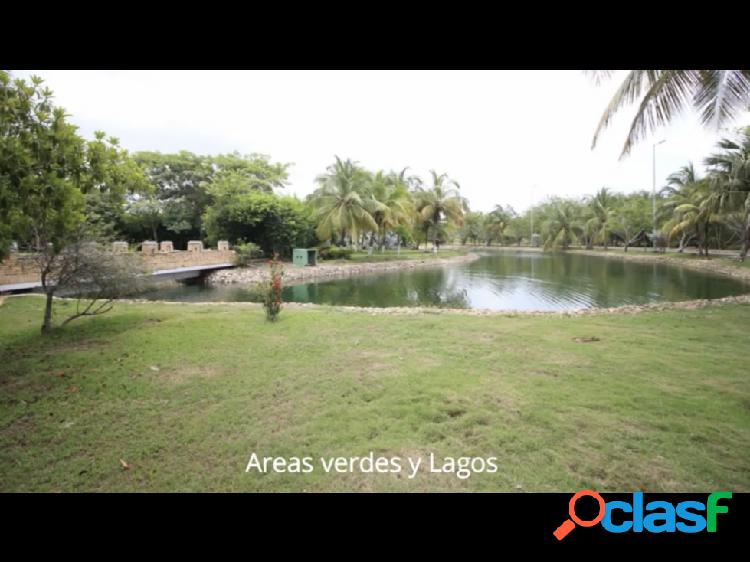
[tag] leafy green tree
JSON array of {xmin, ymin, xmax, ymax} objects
[
  {"xmin": 393, "ymin": 223, "xmax": 415, "ymax": 248},
  {"xmin": 133, "ymin": 151, "xmax": 213, "ymax": 243},
  {"xmin": 123, "ymin": 196, "xmax": 164, "ymax": 242},
  {"xmin": 614, "ymin": 192, "xmax": 651, "ymax": 251},
  {"xmin": 505, "ymin": 214, "xmax": 529, "ymax": 246},
  {"xmin": 203, "ymin": 191, "xmax": 315, "ymax": 256},
  {"xmin": 459, "ymin": 211, "xmax": 484, "ymax": 245},
  {"xmin": 0, "ymin": 72, "xmax": 149, "ymax": 332},
  {"xmin": 132, "ymin": 151, "xmax": 291, "ymax": 246},
  {"xmin": 210, "ymin": 152, "xmax": 291, "ymax": 193}
]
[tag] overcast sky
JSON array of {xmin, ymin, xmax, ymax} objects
[{"xmin": 14, "ymin": 70, "xmax": 750, "ymax": 213}]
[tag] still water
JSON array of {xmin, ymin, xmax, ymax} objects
[{"xmin": 138, "ymin": 251, "xmax": 749, "ymax": 311}]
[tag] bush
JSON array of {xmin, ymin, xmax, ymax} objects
[
  {"xmin": 319, "ymin": 246, "xmax": 354, "ymax": 260},
  {"xmin": 203, "ymin": 191, "xmax": 317, "ymax": 257},
  {"xmin": 261, "ymin": 253, "xmax": 283, "ymax": 321},
  {"xmin": 234, "ymin": 242, "xmax": 263, "ymax": 266}
]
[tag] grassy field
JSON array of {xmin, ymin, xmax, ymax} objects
[
  {"xmin": 615, "ymin": 248, "xmax": 750, "ymax": 270},
  {"xmin": 1, "ymin": 295, "xmax": 749, "ymax": 492},
  {"xmin": 330, "ymin": 248, "xmax": 466, "ymax": 263}
]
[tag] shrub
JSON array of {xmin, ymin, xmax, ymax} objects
[
  {"xmin": 259, "ymin": 253, "xmax": 283, "ymax": 321},
  {"xmin": 234, "ymin": 242, "xmax": 263, "ymax": 266},
  {"xmin": 203, "ymin": 191, "xmax": 317, "ymax": 257},
  {"xmin": 319, "ymin": 246, "xmax": 354, "ymax": 260}
]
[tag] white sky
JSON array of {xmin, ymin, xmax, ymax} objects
[{"xmin": 14, "ymin": 70, "xmax": 750, "ymax": 213}]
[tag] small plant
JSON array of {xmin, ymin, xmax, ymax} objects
[
  {"xmin": 261, "ymin": 253, "xmax": 284, "ymax": 321},
  {"xmin": 234, "ymin": 242, "xmax": 263, "ymax": 267}
]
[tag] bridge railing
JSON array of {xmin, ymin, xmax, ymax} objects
[{"xmin": 0, "ymin": 241, "xmax": 235, "ymax": 286}]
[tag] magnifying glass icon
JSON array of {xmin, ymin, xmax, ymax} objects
[{"xmin": 553, "ymin": 489, "xmax": 605, "ymax": 541}]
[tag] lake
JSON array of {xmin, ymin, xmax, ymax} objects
[{"xmin": 136, "ymin": 250, "xmax": 750, "ymax": 311}]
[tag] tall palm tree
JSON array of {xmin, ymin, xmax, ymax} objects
[
  {"xmin": 367, "ymin": 170, "xmax": 413, "ymax": 250},
  {"xmin": 542, "ymin": 201, "xmax": 583, "ymax": 250},
  {"xmin": 589, "ymin": 70, "xmax": 750, "ymax": 159},
  {"xmin": 705, "ymin": 127, "xmax": 750, "ymax": 260},
  {"xmin": 660, "ymin": 163, "xmax": 702, "ymax": 252},
  {"xmin": 586, "ymin": 187, "xmax": 616, "ymax": 249},
  {"xmin": 413, "ymin": 171, "xmax": 468, "ymax": 250},
  {"xmin": 665, "ymin": 179, "xmax": 722, "ymax": 257},
  {"xmin": 309, "ymin": 156, "xmax": 376, "ymax": 249},
  {"xmin": 485, "ymin": 205, "xmax": 512, "ymax": 245}
]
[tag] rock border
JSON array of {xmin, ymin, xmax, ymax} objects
[
  {"xmin": 14, "ymin": 247, "xmax": 747, "ymax": 318},
  {"xmin": 207, "ymin": 252, "xmax": 480, "ymax": 287},
  {"xmin": 52, "ymin": 291, "xmax": 750, "ymax": 317},
  {"xmin": 193, "ymin": 247, "xmax": 750, "ymax": 316}
]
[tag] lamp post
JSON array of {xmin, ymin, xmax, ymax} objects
[
  {"xmin": 652, "ymin": 140, "xmax": 666, "ymax": 251},
  {"xmin": 530, "ymin": 185, "xmax": 536, "ymax": 245}
]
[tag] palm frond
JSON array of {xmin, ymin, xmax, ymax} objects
[
  {"xmin": 618, "ymin": 70, "xmax": 699, "ymax": 159},
  {"xmin": 695, "ymin": 70, "xmax": 750, "ymax": 128}
]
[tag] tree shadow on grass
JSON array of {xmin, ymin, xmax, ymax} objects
[{"xmin": 0, "ymin": 303, "xmax": 165, "ymax": 385}]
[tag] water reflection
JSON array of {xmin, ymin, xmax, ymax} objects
[{"xmin": 138, "ymin": 251, "xmax": 750, "ymax": 311}]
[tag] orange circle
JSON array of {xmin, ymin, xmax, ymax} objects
[{"xmin": 569, "ymin": 490, "xmax": 605, "ymax": 527}]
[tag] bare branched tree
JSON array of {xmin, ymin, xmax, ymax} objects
[{"xmin": 35, "ymin": 229, "xmax": 149, "ymax": 333}]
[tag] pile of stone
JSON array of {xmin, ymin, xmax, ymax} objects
[{"xmin": 207, "ymin": 253, "xmax": 480, "ymax": 287}]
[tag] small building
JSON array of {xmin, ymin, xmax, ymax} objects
[{"xmin": 293, "ymin": 248, "xmax": 317, "ymax": 267}]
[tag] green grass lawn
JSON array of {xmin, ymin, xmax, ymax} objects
[
  {"xmin": 619, "ymin": 249, "xmax": 750, "ymax": 270},
  {"xmin": 329, "ymin": 248, "xmax": 466, "ymax": 264},
  {"xmin": 1, "ymin": 295, "xmax": 748, "ymax": 492}
]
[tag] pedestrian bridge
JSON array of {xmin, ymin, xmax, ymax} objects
[{"xmin": 0, "ymin": 242, "xmax": 236, "ymax": 294}]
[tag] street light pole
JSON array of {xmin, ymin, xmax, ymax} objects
[
  {"xmin": 530, "ymin": 185, "xmax": 536, "ymax": 245},
  {"xmin": 652, "ymin": 140, "xmax": 666, "ymax": 251}
]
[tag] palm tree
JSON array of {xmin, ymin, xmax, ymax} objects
[
  {"xmin": 542, "ymin": 201, "xmax": 583, "ymax": 250},
  {"xmin": 309, "ymin": 156, "xmax": 376, "ymax": 249},
  {"xmin": 705, "ymin": 127, "xmax": 750, "ymax": 260},
  {"xmin": 665, "ymin": 179, "xmax": 723, "ymax": 257},
  {"xmin": 586, "ymin": 187, "xmax": 616, "ymax": 249},
  {"xmin": 413, "ymin": 171, "xmax": 468, "ymax": 251},
  {"xmin": 660, "ymin": 163, "xmax": 702, "ymax": 252},
  {"xmin": 485, "ymin": 205, "xmax": 512, "ymax": 245},
  {"xmin": 366, "ymin": 170, "xmax": 413, "ymax": 250},
  {"xmin": 589, "ymin": 70, "xmax": 750, "ymax": 159}
]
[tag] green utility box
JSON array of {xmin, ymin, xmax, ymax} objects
[{"xmin": 293, "ymin": 248, "xmax": 317, "ymax": 267}]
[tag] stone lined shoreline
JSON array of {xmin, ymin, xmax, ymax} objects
[
  {"xmin": 183, "ymin": 247, "xmax": 750, "ymax": 316},
  {"xmin": 574, "ymin": 248, "xmax": 750, "ymax": 283},
  {"xmin": 54, "ymin": 291, "xmax": 750, "ymax": 317},
  {"xmin": 207, "ymin": 252, "xmax": 480, "ymax": 287},
  {"xmin": 14, "ymin": 246, "xmax": 747, "ymax": 318}
]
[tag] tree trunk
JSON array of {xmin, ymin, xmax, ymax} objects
[
  {"xmin": 704, "ymin": 222, "xmax": 710, "ymax": 257},
  {"xmin": 739, "ymin": 218, "xmax": 750, "ymax": 262},
  {"xmin": 41, "ymin": 292, "xmax": 54, "ymax": 334},
  {"xmin": 677, "ymin": 232, "xmax": 687, "ymax": 253},
  {"xmin": 152, "ymin": 224, "xmax": 158, "ymax": 244}
]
